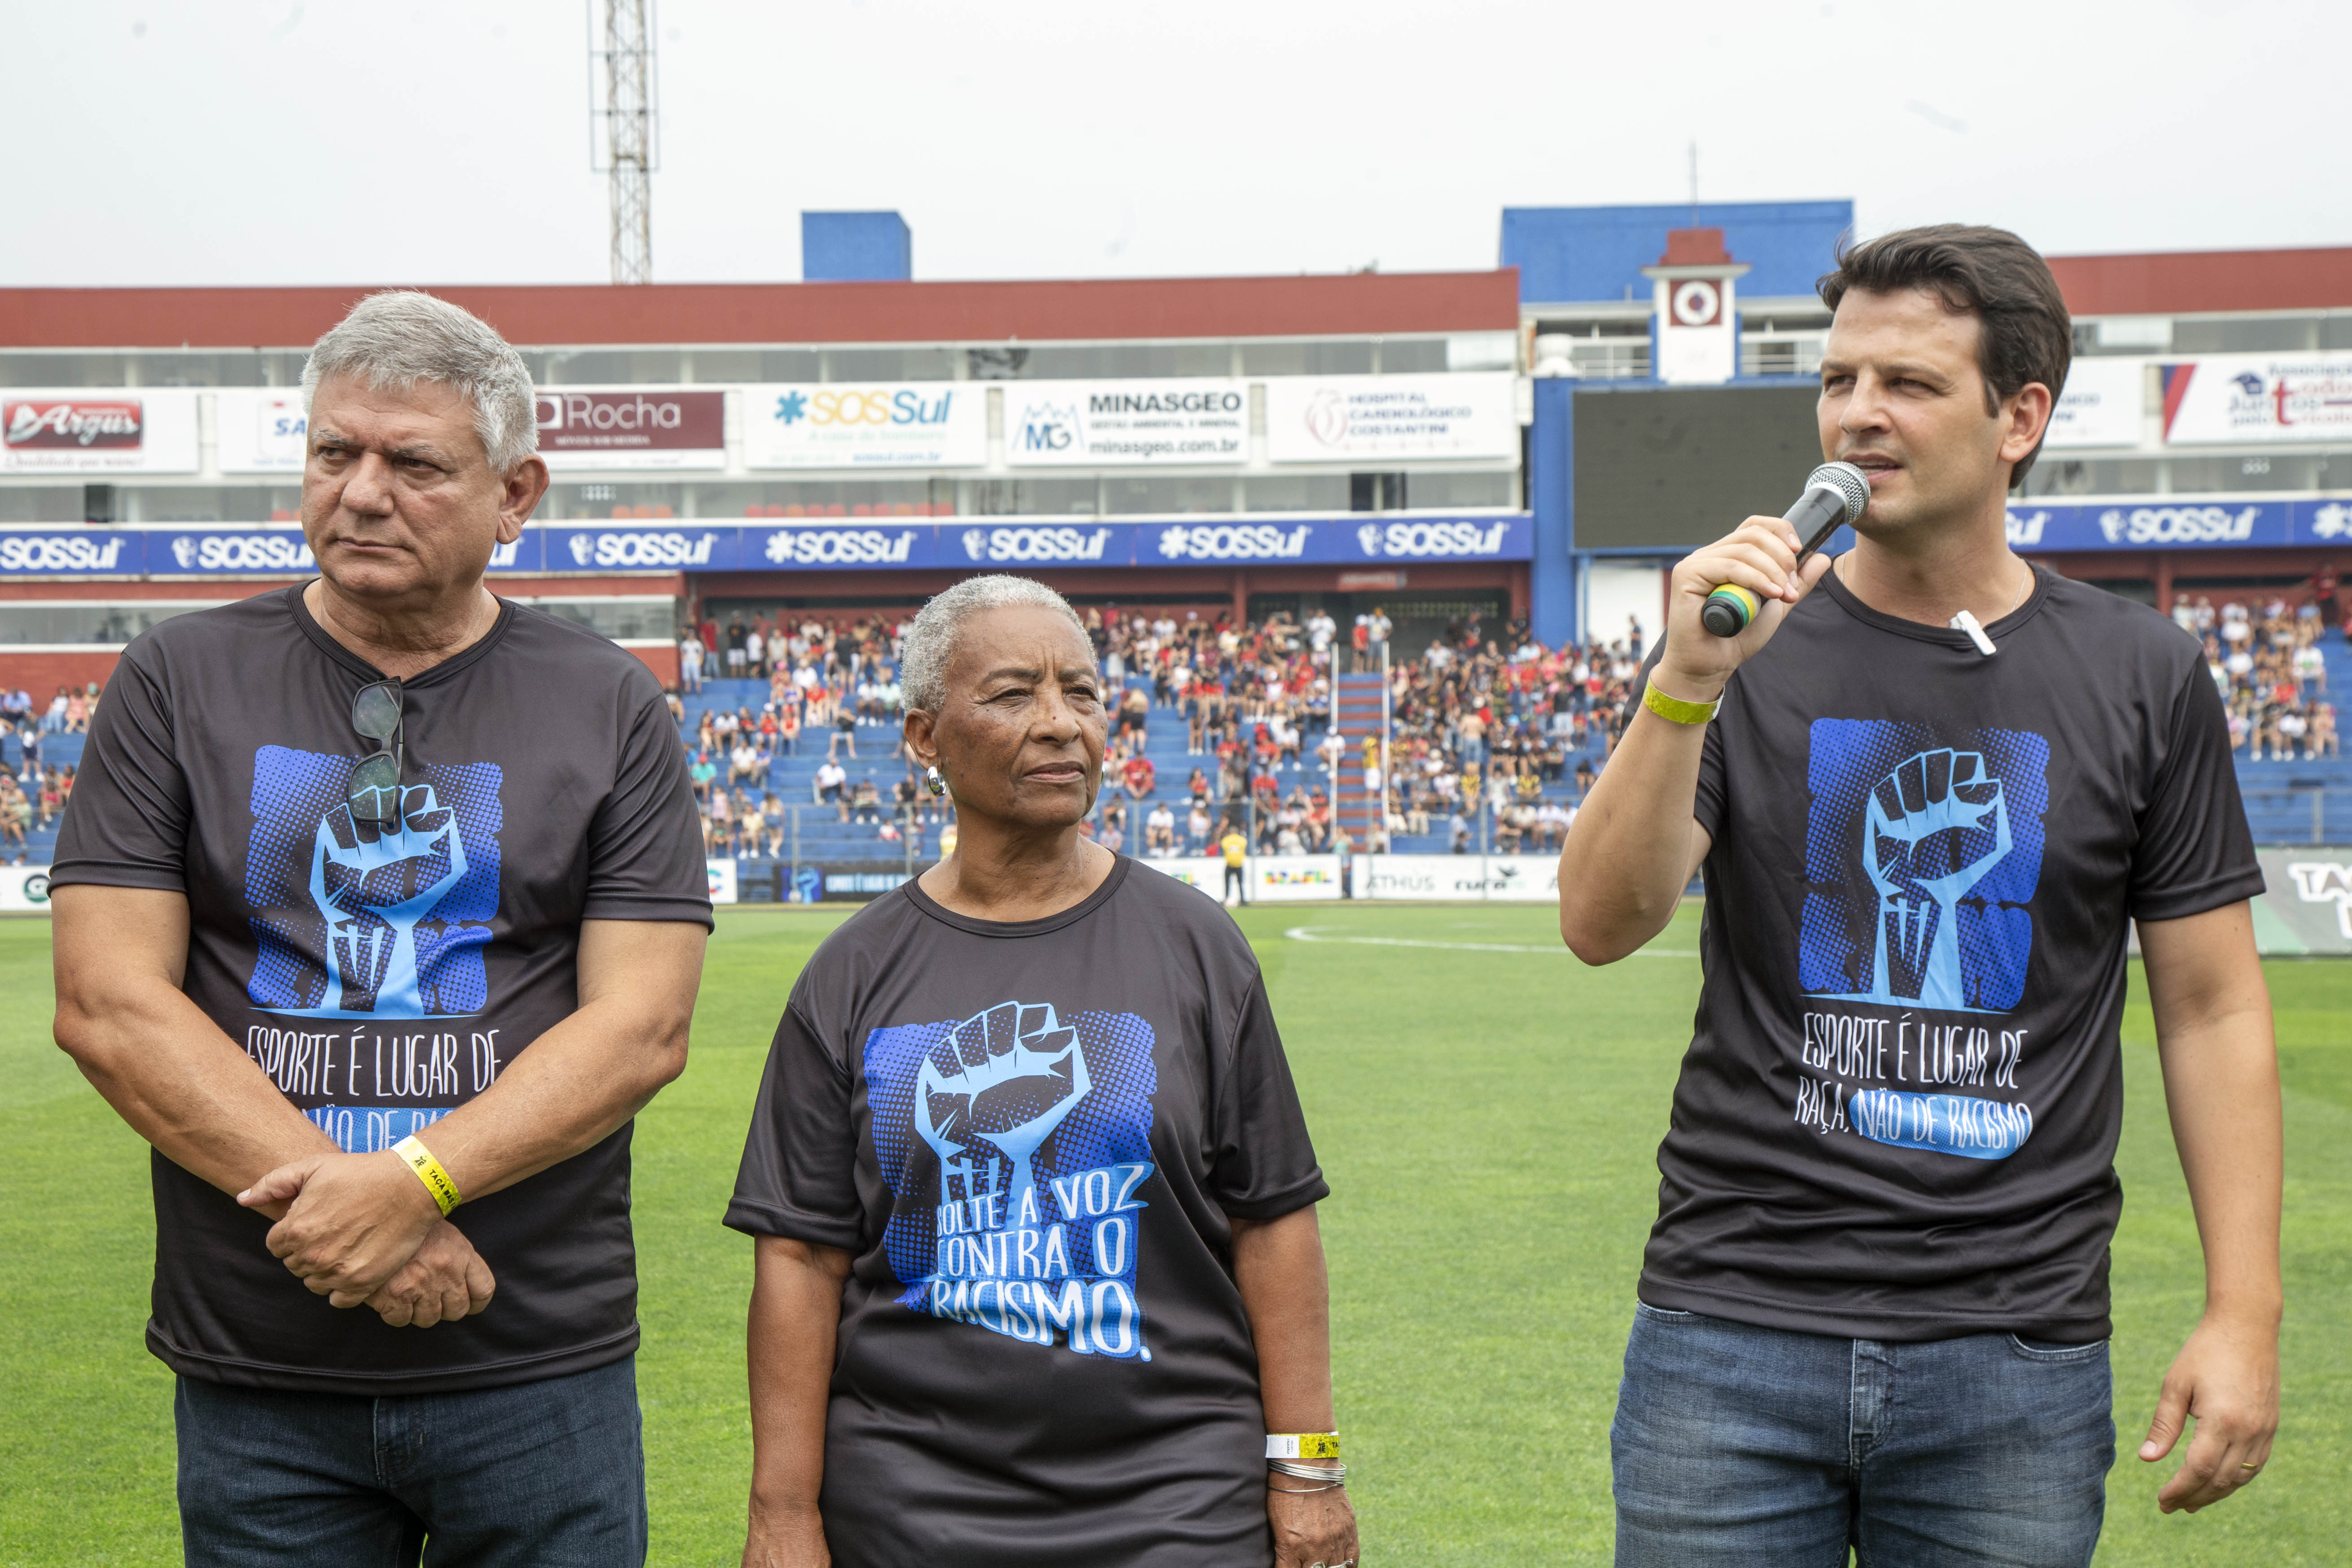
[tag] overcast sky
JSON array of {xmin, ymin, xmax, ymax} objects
[{"xmin": 5, "ymin": 0, "xmax": 2347, "ymax": 289}]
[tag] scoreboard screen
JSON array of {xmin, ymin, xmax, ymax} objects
[{"xmin": 1572, "ymin": 385, "xmax": 1824, "ymax": 550}]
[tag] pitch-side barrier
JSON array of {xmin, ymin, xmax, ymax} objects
[{"xmin": 15, "ymin": 850, "xmax": 2352, "ymax": 955}]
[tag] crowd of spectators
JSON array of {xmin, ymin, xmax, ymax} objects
[
  {"xmin": 2177, "ymin": 592, "xmax": 2341, "ymax": 762},
  {"xmin": 1, "ymin": 685, "xmax": 90, "ymax": 862},
  {"xmin": 668, "ymin": 581, "xmax": 2352, "ymax": 869},
  {"xmin": 666, "ymin": 601, "xmax": 1659, "ymax": 862}
]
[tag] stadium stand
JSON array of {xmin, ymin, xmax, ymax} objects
[{"xmin": 4, "ymin": 600, "xmax": 2346, "ymax": 882}]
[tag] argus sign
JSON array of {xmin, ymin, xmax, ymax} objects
[{"xmin": 0, "ymin": 390, "xmax": 198, "ymax": 473}]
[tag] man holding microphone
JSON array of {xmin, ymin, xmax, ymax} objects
[{"xmin": 1559, "ymin": 225, "xmax": 2280, "ymax": 1564}]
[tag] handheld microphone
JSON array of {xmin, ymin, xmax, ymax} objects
[{"xmin": 1699, "ymin": 461, "xmax": 1872, "ymax": 637}]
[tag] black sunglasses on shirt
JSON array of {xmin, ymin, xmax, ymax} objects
[{"xmin": 346, "ymin": 679, "xmax": 406, "ymax": 830}]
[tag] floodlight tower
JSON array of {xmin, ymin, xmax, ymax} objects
[{"xmin": 590, "ymin": 0, "xmax": 657, "ymax": 284}]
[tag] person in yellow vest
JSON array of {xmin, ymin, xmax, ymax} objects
[{"xmin": 1219, "ymin": 823, "xmax": 1247, "ymax": 907}]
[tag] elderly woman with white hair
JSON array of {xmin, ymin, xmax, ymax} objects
[{"xmin": 727, "ymin": 575, "xmax": 1357, "ymax": 1568}]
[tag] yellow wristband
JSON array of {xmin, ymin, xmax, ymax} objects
[
  {"xmin": 1642, "ymin": 678, "xmax": 1720, "ymax": 726},
  {"xmin": 1266, "ymin": 1433, "xmax": 1341, "ymax": 1459},
  {"xmin": 392, "ymin": 1135, "xmax": 462, "ymax": 1216}
]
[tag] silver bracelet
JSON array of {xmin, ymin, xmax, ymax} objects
[{"xmin": 1268, "ymin": 1459, "xmax": 1346, "ymax": 1485}]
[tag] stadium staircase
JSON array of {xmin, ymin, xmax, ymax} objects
[{"xmin": 1330, "ymin": 673, "xmax": 1385, "ymax": 841}]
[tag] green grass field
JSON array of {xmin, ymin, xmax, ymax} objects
[{"xmin": 3, "ymin": 904, "xmax": 2347, "ymax": 1565}]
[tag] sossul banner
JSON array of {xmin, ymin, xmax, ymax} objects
[
  {"xmin": 2002, "ymin": 498, "xmax": 2352, "ymax": 551},
  {"xmin": 741, "ymin": 383, "xmax": 987, "ymax": 469},
  {"xmin": 0, "ymin": 527, "xmax": 543, "ymax": 577},
  {"xmin": 0, "ymin": 515, "xmax": 1535, "ymax": 577}
]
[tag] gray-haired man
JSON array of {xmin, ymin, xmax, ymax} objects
[{"xmin": 52, "ymin": 291, "xmax": 710, "ymax": 1565}]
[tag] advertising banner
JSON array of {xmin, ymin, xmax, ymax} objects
[
  {"xmin": 750, "ymin": 522, "xmax": 936, "ymax": 570},
  {"xmin": 947, "ymin": 522, "xmax": 1125, "ymax": 567},
  {"xmin": 0, "ymin": 865, "xmax": 52, "ymax": 913},
  {"xmin": 1003, "ymin": 380, "xmax": 1248, "ymax": 467},
  {"xmin": 1, "ymin": 390, "xmax": 198, "ymax": 474},
  {"xmin": 2160, "ymin": 354, "xmax": 2352, "ymax": 445},
  {"xmin": 0, "ymin": 516, "xmax": 1536, "ymax": 577},
  {"xmin": 216, "ymin": 389, "xmax": 311, "ymax": 473},
  {"xmin": 1352, "ymin": 854, "xmax": 1559, "ymax": 901},
  {"xmin": 0, "ymin": 528, "xmax": 140, "ymax": 576},
  {"xmin": 2257, "ymin": 849, "xmax": 2352, "ymax": 955},
  {"xmin": 2305, "ymin": 501, "xmax": 2352, "ymax": 545},
  {"xmin": 707, "ymin": 859, "xmax": 739, "ymax": 905},
  {"xmin": 1135, "ymin": 856, "xmax": 1228, "ymax": 898},
  {"xmin": 2003, "ymin": 500, "xmax": 2294, "ymax": 552},
  {"xmin": 742, "ymin": 383, "xmax": 986, "ymax": 469},
  {"xmin": 1264, "ymin": 373, "xmax": 1520, "ymax": 464},
  {"xmin": 2043, "ymin": 358, "xmax": 2143, "ymax": 450},
  {"xmin": 535, "ymin": 389, "xmax": 726, "ymax": 469},
  {"xmin": 1145, "ymin": 515, "xmax": 1533, "ymax": 565},
  {"xmin": 545, "ymin": 524, "xmax": 739, "ymax": 572},
  {"xmin": 1247, "ymin": 855, "xmax": 1345, "ymax": 902},
  {"xmin": 136, "ymin": 527, "xmax": 539, "ymax": 577},
  {"xmin": 149, "ymin": 527, "xmax": 317, "ymax": 576}
]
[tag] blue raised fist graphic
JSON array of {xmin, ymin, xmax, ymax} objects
[
  {"xmin": 917, "ymin": 1001, "xmax": 1091, "ymax": 1213},
  {"xmin": 1863, "ymin": 748, "xmax": 2011, "ymax": 1010},
  {"xmin": 306, "ymin": 783, "xmax": 468, "ymax": 1017}
]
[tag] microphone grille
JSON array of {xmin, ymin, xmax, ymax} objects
[{"xmin": 1810, "ymin": 461, "xmax": 1871, "ymax": 524}]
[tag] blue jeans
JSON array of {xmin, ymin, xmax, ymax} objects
[
  {"xmin": 175, "ymin": 1356, "xmax": 646, "ymax": 1567},
  {"xmin": 1612, "ymin": 1304, "xmax": 2112, "ymax": 1567}
]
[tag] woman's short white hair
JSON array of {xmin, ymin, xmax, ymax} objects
[
  {"xmin": 300, "ymin": 291, "xmax": 539, "ymax": 473},
  {"xmin": 901, "ymin": 576, "xmax": 1093, "ymax": 713}
]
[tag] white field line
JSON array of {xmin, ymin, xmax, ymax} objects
[{"xmin": 1282, "ymin": 926, "xmax": 1696, "ymax": 958}]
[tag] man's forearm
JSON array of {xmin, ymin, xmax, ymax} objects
[
  {"xmin": 2159, "ymin": 1005, "xmax": 2283, "ymax": 1321},
  {"xmin": 413, "ymin": 922, "xmax": 704, "ymax": 1205},
  {"xmin": 1556, "ymin": 702, "xmax": 1711, "ymax": 964},
  {"xmin": 408, "ymin": 1000, "xmax": 683, "ymax": 1202},
  {"xmin": 2142, "ymin": 905, "xmax": 2283, "ymax": 1323},
  {"xmin": 52, "ymin": 888, "xmax": 334, "ymax": 1213}
]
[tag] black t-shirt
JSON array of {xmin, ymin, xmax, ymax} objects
[
  {"xmin": 1639, "ymin": 567, "xmax": 2262, "ymax": 1342},
  {"xmin": 726, "ymin": 857, "xmax": 1328, "ymax": 1568},
  {"xmin": 53, "ymin": 585, "xmax": 710, "ymax": 1394}
]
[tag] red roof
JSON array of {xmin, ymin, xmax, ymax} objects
[
  {"xmin": 2046, "ymin": 247, "xmax": 2352, "ymax": 316},
  {"xmin": 1659, "ymin": 228, "xmax": 1735, "ymax": 267},
  {"xmin": 0, "ymin": 272, "xmax": 1519, "ymax": 349}
]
